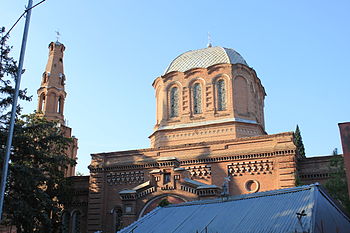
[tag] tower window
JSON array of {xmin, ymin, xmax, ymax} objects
[
  {"xmin": 193, "ymin": 83, "xmax": 202, "ymax": 114},
  {"xmin": 170, "ymin": 87, "xmax": 179, "ymax": 118},
  {"xmin": 57, "ymin": 96, "xmax": 63, "ymax": 113},
  {"xmin": 217, "ymin": 79, "xmax": 226, "ymax": 111},
  {"xmin": 39, "ymin": 94, "xmax": 46, "ymax": 112}
]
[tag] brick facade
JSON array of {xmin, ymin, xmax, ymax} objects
[{"xmin": 41, "ymin": 45, "xmax": 341, "ymax": 232}]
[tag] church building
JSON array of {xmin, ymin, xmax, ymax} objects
[{"xmin": 37, "ymin": 42, "xmax": 341, "ymax": 233}]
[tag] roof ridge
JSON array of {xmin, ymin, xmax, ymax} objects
[{"xmin": 164, "ymin": 184, "xmax": 317, "ymax": 208}]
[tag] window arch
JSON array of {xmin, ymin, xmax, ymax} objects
[
  {"xmin": 169, "ymin": 86, "xmax": 179, "ymax": 118},
  {"xmin": 216, "ymin": 79, "xmax": 226, "ymax": 111},
  {"xmin": 61, "ymin": 211, "xmax": 70, "ymax": 233},
  {"xmin": 71, "ymin": 210, "xmax": 81, "ymax": 233},
  {"xmin": 192, "ymin": 83, "xmax": 202, "ymax": 114}
]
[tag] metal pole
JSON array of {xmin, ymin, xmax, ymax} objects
[{"xmin": 0, "ymin": 0, "xmax": 33, "ymax": 221}]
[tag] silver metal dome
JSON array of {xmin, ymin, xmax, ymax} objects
[{"xmin": 164, "ymin": 46, "xmax": 248, "ymax": 74}]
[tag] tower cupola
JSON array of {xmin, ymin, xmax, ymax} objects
[{"xmin": 37, "ymin": 42, "xmax": 67, "ymax": 124}]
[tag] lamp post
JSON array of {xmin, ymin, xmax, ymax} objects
[{"xmin": 0, "ymin": 0, "xmax": 33, "ymax": 221}]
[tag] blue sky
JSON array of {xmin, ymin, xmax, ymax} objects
[{"xmin": 2, "ymin": 0, "xmax": 350, "ymax": 175}]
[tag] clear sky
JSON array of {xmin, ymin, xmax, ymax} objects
[{"xmin": 1, "ymin": 0, "xmax": 350, "ymax": 175}]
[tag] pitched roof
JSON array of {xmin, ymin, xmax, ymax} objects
[{"xmin": 118, "ymin": 184, "xmax": 350, "ymax": 233}]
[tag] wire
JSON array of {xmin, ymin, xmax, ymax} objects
[{"xmin": 1, "ymin": 0, "xmax": 47, "ymax": 43}]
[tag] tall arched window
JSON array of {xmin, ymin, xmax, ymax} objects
[
  {"xmin": 57, "ymin": 96, "xmax": 63, "ymax": 113},
  {"xmin": 193, "ymin": 83, "xmax": 202, "ymax": 114},
  {"xmin": 71, "ymin": 210, "xmax": 81, "ymax": 233},
  {"xmin": 113, "ymin": 208, "xmax": 123, "ymax": 232},
  {"xmin": 217, "ymin": 79, "xmax": 226, "ymax": 111},
  {"xmin": 170, "ymin": 87, "xmax": 179, "ymax": 118},
  {"xmin": 38, "ymin": 94, "xmax": 46, "ymax": 112},
  {"xmin": 61, "ymin": 211, "xmax": 70, "ymax": 233}
]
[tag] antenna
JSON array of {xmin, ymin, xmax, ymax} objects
[{"xmin": 207, "ymin": 32, "xmax": 212, "ymax": 48}]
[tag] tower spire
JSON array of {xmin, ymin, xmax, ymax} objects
[
  {"xmin": 207, "ymin": 32, "xmax": 212, "ymax": 48},
  {"xmin": 55, "ymin": 30, "xmax": 61, "ymax": 43},
  {"xmin": 37, "ymin": 42, "xmax": 67, "ymax": 125}
]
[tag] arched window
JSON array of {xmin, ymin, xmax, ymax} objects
[
  {"xmin": 71, "ymin": 210, "xmax": 81, "ymax": 233},
  {"xmin": 217, "ymin": 79, "xmax": 226, "ymax": 111},
  {"xmin": 57, "ymin": 96, "xmax": 63, "ymax": 113},
  {"xmin": 193, "ymin": 83, "xmax": 202, "ymax": 114},
  {"xmin": 170, "ymin": 87, "xmax": 179, "ymax": 118},
  {"xmin": 113, "ymin": 208, "xmax": 123, "ymax": 232},
  {"xmin": 61, "ymin": 211, "xmax": 70, "ymax": 233},
  {"xmin": 39, "ymin": 94, "xmax": 46, "ymax": 112}
]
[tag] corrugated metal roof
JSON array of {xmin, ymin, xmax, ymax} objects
[
  {"xmin": 118, "ymin": 184, "xmax": 350, "ymax": 233},
  {"xmin": 164, "ymin": 47, "xmax": 248, "ymax": 75}
]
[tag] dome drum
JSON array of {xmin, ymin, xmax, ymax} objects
[{"xmin": 151, "ymin": 46, "xmax": 266, "ymax": 148}]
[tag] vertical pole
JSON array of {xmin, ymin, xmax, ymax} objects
[
  {"xmin": 338, "ymin": 122, "xmax": 350, "ymax": 198},
  {"xmin": 0, "ymin": 0, "xmax": 33, "ymax": 221}
]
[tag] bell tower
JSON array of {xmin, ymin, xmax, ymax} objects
[
  {"xmin": 37, "ymin": 41, "xmax": 66, "ymax": 125},
  {"xmin": 37, "ymin": 41, "xmax": 78, "ymax": 177}
]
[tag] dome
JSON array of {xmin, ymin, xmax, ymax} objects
[{"xmin": 164, "ymin": 46, "xmax": 248, "ymax": 74}]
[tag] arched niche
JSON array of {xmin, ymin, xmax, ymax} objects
[
  {"xmin": 138, "ymin": 194, "xmax": 187, "ymax": 219},
  {"xmin": 233, "ymin": 76, "xmax": 249, "ymax": 114}
]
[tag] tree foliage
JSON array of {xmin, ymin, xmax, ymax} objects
[
  {"xmin": 0, "ymin": 28, "xmax": 76, "ymax": 232},
  {"xmin": 0, "ymin": 28, "xmax": 31, "ymax": 124},
  {"xmin": 294, "ymin": 125, "xmax": 305, "ymax": 157},
  {"xmin": 324, "ymin": 151, "xmax": 350, "ymax": 214},
  {"xmin": 158, "ymin": 198, "xmax": 171, "ymax": 207},
  {"xmin": 0, "ymin": 115, "xmax": 76, "ymax": 233}
]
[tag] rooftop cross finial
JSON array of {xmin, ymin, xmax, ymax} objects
[
  {"xmin": 207, "ymin": 32, "xmax": 212, "ymax": 48},
  {"xmin": 55, "ymin": 30, "xmax": 61, "ymax": 42}
]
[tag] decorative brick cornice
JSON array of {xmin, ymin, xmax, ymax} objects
[
  {"xmin": 91, "ymin": 132, "xmax": 294, "ymax": 158},
  {"xmin": 89, "ymin": 149, "xmax": 296, "ymax": 173}
]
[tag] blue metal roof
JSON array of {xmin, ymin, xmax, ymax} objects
[{"xmin": 118, "ymin": 184, "xmax": 350, "ymax": 233}]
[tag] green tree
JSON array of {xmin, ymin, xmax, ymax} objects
[
  {"xmin": 324, "ymin": 149, "xmax": 350, "ymax": 214},
  {"xmin": 0, "ymin": 27, "xmax": 31, "ymax": 124},
  {"xmin": 158, "ymin": 198, "xmax": 171, "ymax": 207},
  {"xmin": 294, "ymin": 125, "xmax": 305, "ymax": 157},
  {"xmin": 0, "ymin": 114, "xmax": 76, "ymax": 232}
]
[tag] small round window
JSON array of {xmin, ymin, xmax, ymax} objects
[{"xmin": 245, "ymin": 180, "xmax": 260, "ymax": 193}]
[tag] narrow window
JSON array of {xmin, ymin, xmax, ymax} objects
[
  {"xmin": 217, "ymin": 79, "xmax": 226, "ymax": 111},
  {"xmin": 170, "ymin": 87, "xmax": 179, "ymax": 118},
  {"xmin": 39, "ymin": 94, "xmax": 46, "ymax": 112},
  {"xmin": 164, "ymin": 173, "xmax": 171, "ymax": 184},
  {"xmin": 71, "ymin": 211, "xmax": 81, "ymax": 233},
  {"xmin": 193, "ymin": 83, "xmax": 202, "ymax": 114},
  {"xmin": 113, "ymin": 208, "xmax": 123, "ymax": 231},
  {"xmin": 61, "ymin": 212, "xmax": 70, "ymax": 233},
  {"xmin": 58, "ymin": 96, "xmax": 63, "ymax": 113}
]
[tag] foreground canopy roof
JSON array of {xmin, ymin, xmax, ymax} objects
[{"xmin": 118, "ymin": 184, "xmax": 350, "ymax": 233}]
